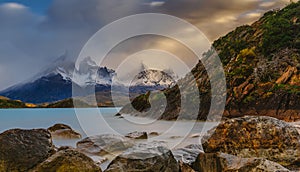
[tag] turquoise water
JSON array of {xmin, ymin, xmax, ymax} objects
[{"xmin": 0, "ymin": 108, "xmax": 216, "ymax": 148}]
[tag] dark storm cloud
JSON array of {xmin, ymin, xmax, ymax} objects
[{"xmin": 0, "ymin": 0, "xmax": 293, "ymax": 90}]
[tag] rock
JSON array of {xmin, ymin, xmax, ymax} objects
[
  {"xmin": 104, "ymin": 142, "xmax": 179, "ymax": 172},
  {"xmin": 48, "ymin": 123, "xmax": 81, "ymax": 139},
  {"xmin": 149, "ymin": 132, "xmax": 159, "ymax": 136},
  {"xmin": 172, "ymin": 144, "xmax": 203, "ymax": 165},
  {"xmin": 276, "ymin": 66, "xmax": 297, "ymax": 84},
  {"xmin": 179, "ymin": 161, "xmax": 195, "ymax": 172},
  {"xmin": 170, "ymin": 136, "xmax": 182, "ymax": 139},
  {"xmin": 32, "ymin": 148, "xmax": 102, "ymax": 172},
  {"xmin": 291, "ymin": 121, "xmax": 300, "ymax": 135},
  {"xmin": 76, "ymin": 134, "xmax": 134, "ymax": 156},
  {"xmin": 202, "ymin": 116, "xmax": 300, "ymax": 168},
  {"xmin": 0, "ymin": 129, "xmax": 55, "ymax": 171},
  {"xmin": 189, "ymin": 133, "xmax": 202, "ymax": 138},
  {"xmin": 125, "ymin": 131, "xmax": 148, "ymax": 139},
  {"xmin": 193, "ymin": 152, "xmax": 291, "ymax": 172}
]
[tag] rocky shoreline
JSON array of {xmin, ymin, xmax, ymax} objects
[{"xmin": 0, "ymin": 116, "xmax": 299, "ymax": 172}]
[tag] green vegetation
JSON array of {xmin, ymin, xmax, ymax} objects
[
  {"xmin": 261, "ymin": 2, "xmax": 300, "ymax": 56},
  {"xmin": 0, "ymin": 99, "xmax": 26, "ymax": 108},
  {"xmin": 272, "ymin": 84, "xmax": 300, "ymax": 94}
]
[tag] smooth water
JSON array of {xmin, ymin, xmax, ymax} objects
[{"xmin": 0, "ymin": 108, "xmax": 217, "ymax": 149}]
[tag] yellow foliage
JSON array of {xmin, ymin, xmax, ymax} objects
[
  {"xmin": 25, "ymin": 103, "xmax": 37, "ymax": 108},
  {"xmin": 236, "ymin": 47, "xmax": 256, "ymax": 62}
]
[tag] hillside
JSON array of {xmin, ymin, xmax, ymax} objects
[
  {"xmin": 118, "ymin": 1, "xmax": 300, "ymax": 122},
  {"xmin": 0, "ymin": 96, "xmax": 27, "ymax": 108}
]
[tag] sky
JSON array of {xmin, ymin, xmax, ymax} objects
[{"xmin": 0, "ymin": 0, "xmax": 295, "ymax": 90}]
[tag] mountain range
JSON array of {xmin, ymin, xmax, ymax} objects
[{"xmin": 0, "ymin": 54, "xmax": 177, "ymax": 105}]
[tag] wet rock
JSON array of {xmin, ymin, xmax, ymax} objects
[
  {"xmin": 125, "ymin": 131, "xmax": 148, "ymax": 139},
  {"xmin": 170, "ymin": 136, "xmax": 182, "ymax": 139},
  {"xmin": 172, "ymin": 144, "xmax": 203, "ymax": 165},
  {"xmin": 76, "ymin": 134, "xmax": 134, "ymax": 156},
  {"xmin": 202, "ymin": 116, "xmax": 300, "ymax": 168},
  {"xmin": 179, "ymin": 161, "xmax": 195, "ymax": 172},
  {"xmin": 105, "ymin": 142, "xmax": 179, "ymax": 172},
  {"xmin": 189, "ymin": 133, "xmax": 202, "ymax": 138},
  {"xmin": 48, "ymin": 123, "xmax": 81, "ymax": 139},
  {"xmin": 32, "ymin": 148, "xmax": 102, "ymax": 172},
  {"xmin": 149, "ymin": 132, "xmax": 159, "ymax": 136},
  {"xmin": 0, "ymin": 129, "xmax": 55, "ymax": 171},
  {"xmin": 291, "ymin": 121, "xmax": 300, "ymax": 135},
  {"xmin": 193, "ymin": 152, "xmax": 290, "ymax": 172}
]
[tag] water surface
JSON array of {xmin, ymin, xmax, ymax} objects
[{"xmin": 0, "ymin": 108, "xmax": 216, "ymax": 148}]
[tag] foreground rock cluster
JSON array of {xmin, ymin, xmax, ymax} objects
[
  {"xmin": 0, "ymin": 129, "xmax": 101, "ymax": 172},
  {"xmin": 0, "ymin": 116, "xmax": 299, "ymax": 171}
]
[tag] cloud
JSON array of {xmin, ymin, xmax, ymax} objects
[
  {"xmin": 148, "ymin": 1, "xmax": 165, "ymax": 7},
  {"xmin": 0, "ymin": 0, "xmax": 294, "ymax": 90}
]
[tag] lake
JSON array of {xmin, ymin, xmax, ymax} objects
[{"xmin": 0, "ymin": 108, "xmax": 217, "ymax": 149}]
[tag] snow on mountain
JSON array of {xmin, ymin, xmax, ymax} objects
[
  {"xmin": 72, "ymin": 56, "xmax": 117, "ymax": 87},
  {"xmin": 131, "ymin": 69, "xmax": 176, "ymax": 87},
  {"xmin": 0, "ymin": 53, "xmax": 179, "ymax": 103}
]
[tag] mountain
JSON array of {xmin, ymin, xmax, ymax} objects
[
  {"xmin": 131, "ymin": 69, "xmax": 176, "ymax": 87},
  {"xmin": 118, "ymin": 1, "xmax": 300, "ymax": 122},
  {"xmin": 0, "ymin": 54, "xmax": 176, "ymax": 104}
]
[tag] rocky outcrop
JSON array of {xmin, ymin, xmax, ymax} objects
[
  {"xmin": 202, "ymin": 116, "xmax": 300, "ymax": 169},
  {"xmin": 76, "ymin": 134, "xmax": 134, "ymax": 156},
  {"xmin": 117, "ymin": 2, "xmax": 300, "ymax": 122},
  {"xmin": 48, "ymin": 123, "xmax": 81, "ymax": 139},
  {"xmin": 125, "ymin": 131, "xmax": 148, "ymax": 139},
  {"xmin": 172, "ymin": 144, "xmax": 203, "ymax": 165},
  {"xmin": 193, "ymin": 152, "xmax": 291, "ymax": 172},
  {"xmin": 0, "ymin": 129, "xmax": 55, "ymax": 171},
  {"xmin": 104, "ymin": 142, "xmax": 179, "ymax": 172},
  {"xmin": 31, "ymin": 148, "xmax": 102, "ymax": 172}
]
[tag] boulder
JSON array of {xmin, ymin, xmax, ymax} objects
[
  {"xmin": 104, "ymin": 142, "xmax": 179, "ymax": 172},
  {"xmin": 48, "ymin": 123, "xmax": 81, "ymax": 139},
  {"xmin": 32, "ymin": 148, "xmax": 102, "ymax": 172},
  {"xmin": 0, "ymin": 129, "xmax": 55, "ymax": 171},
  {"xmin": 172, "ymin": 144, "xmax": 203, "ymax": 165},
  {"xmin": 193, "ymin": 152, "xmax": 290, "ymax": 172},
  {"xmin": 149, "ymin": 132, "xmax": 159, "ymax": 136},
  {"xmin": 76, "ymin": 134, "xmax": 134, "ymax": 156},
  {"xmin": 179, "ymin": 161, "xmax": 195, "ymax": 172},
  {"xmin": 125, "ymin": 131, "xmax": 148, "ymax": 139},
  {"xmin": 202, "ymin": 116, "xmax": 300, "ymax": 168}
]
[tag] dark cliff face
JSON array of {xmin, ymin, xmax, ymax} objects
[{"xmin": 120, "ymin": 2, "xmax": 300, "ymax": 122}]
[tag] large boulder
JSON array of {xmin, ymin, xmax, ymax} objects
[
  {"xmin": 104, "ymin": 142, "xmax": 179, "ymax": 172},
  {"xmin": 32, "ymin": 148, "xmax": 102, "ymax": 172},
  {"xmin": 76, "ymin": 134, "xmax": 134, "ymax": 156},
  {"xmin": 48, "ymin": 123, "xmax": 81, "ymax": 139},
  {"xmin": 193, "ymin": 152, "xmax": 290, "ymax": 172},
  {"xmin": 172, "ymin": 144, "xmax": 203, "ymax": 165},
  {"xmin": 202, "ymin": 116, "xmax": 300, "ymax": 168},
  {"xmin": 0, "ymin": 129, "xmax": 55, "ymax": 171}
]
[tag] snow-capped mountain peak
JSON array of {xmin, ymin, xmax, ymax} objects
[{"xmin": 130, "ymin": 69, "xmax": 176, "ymax": 87}]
